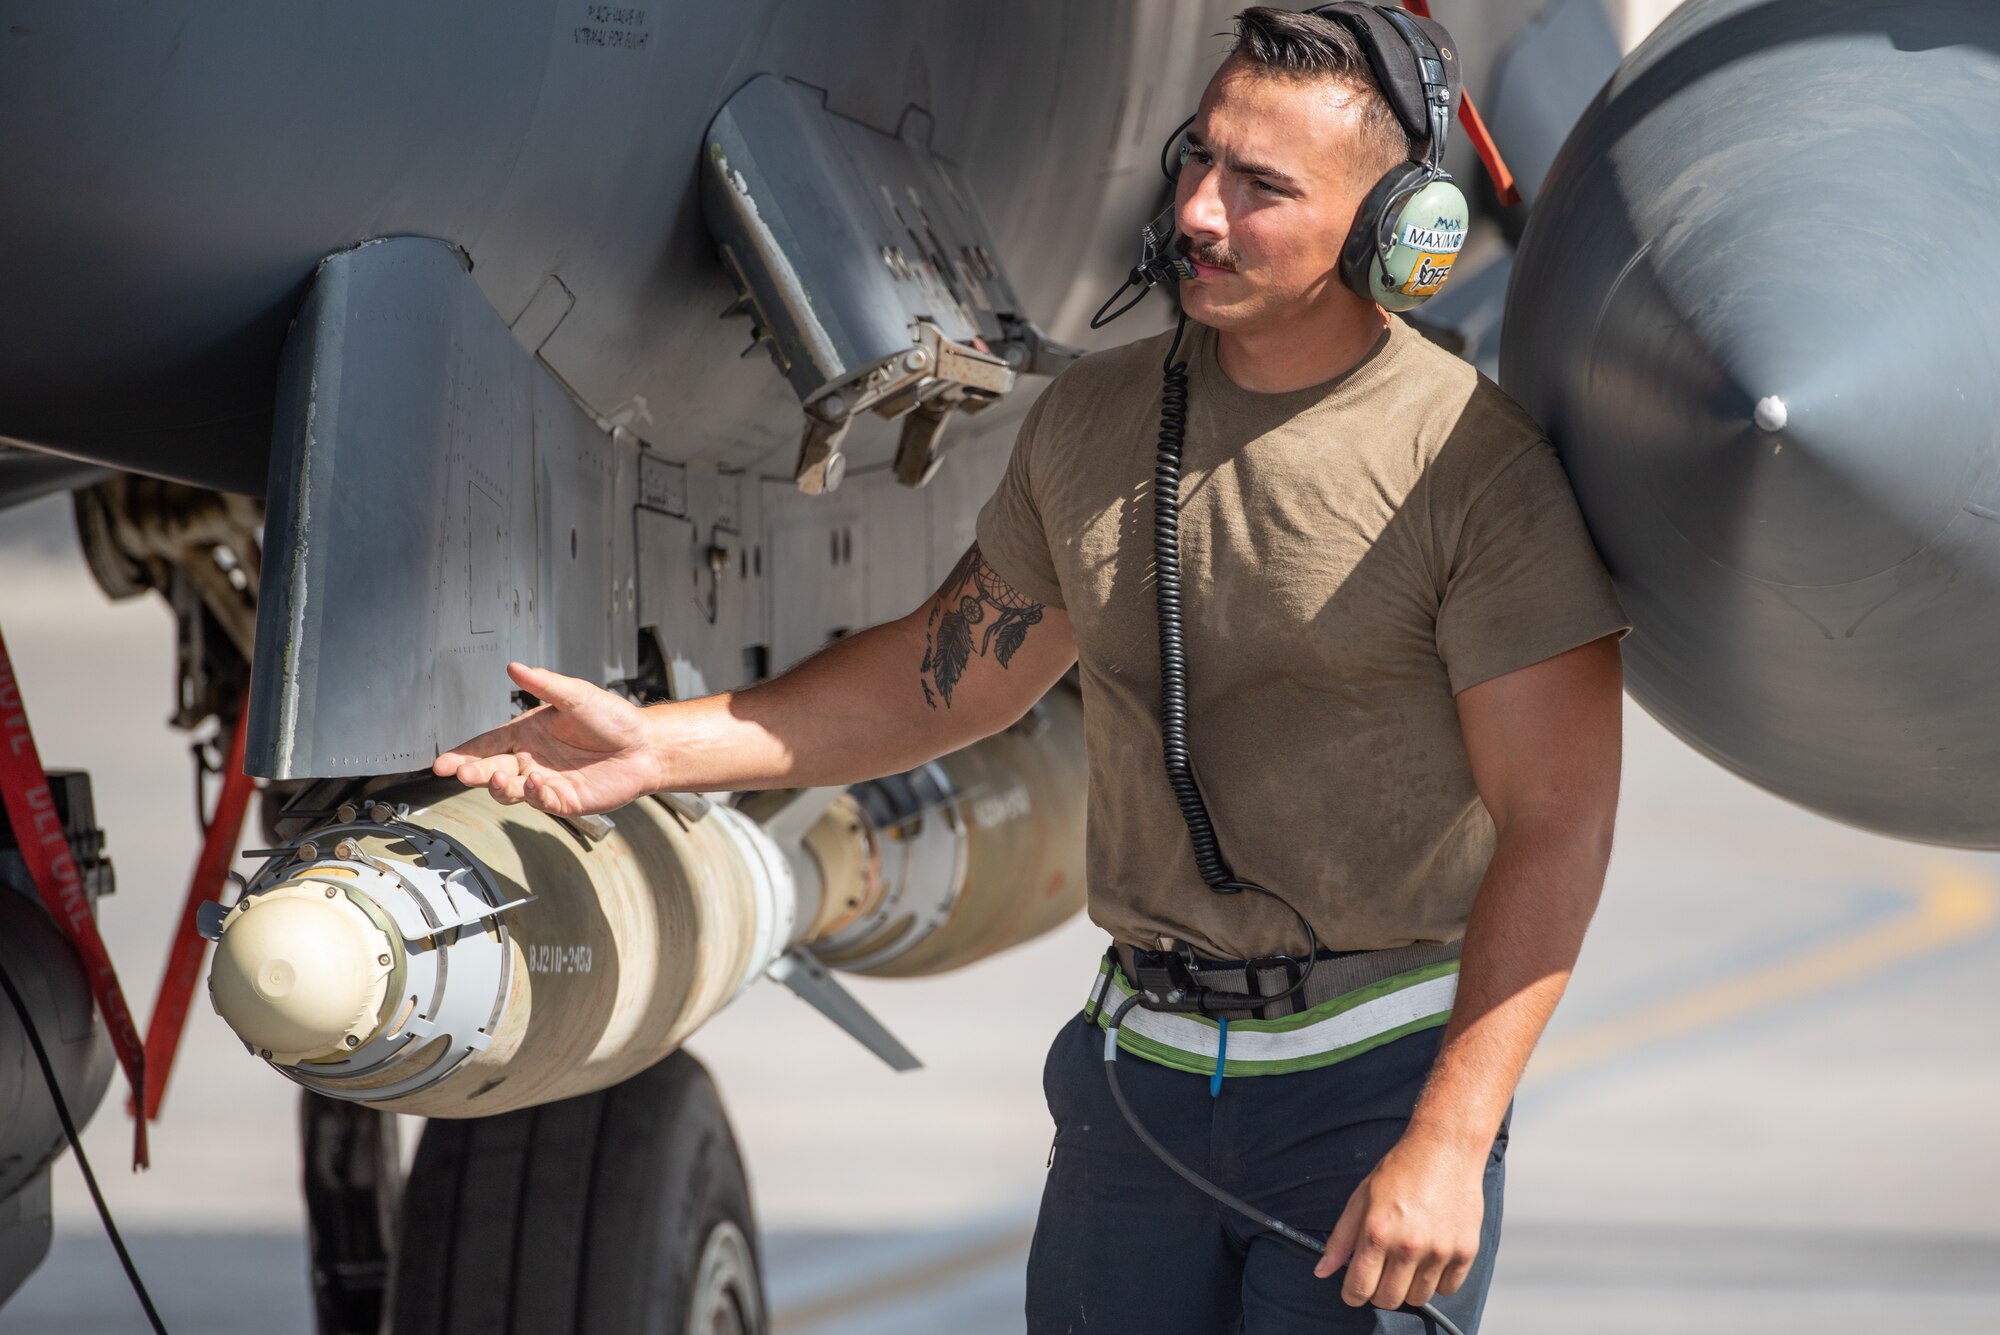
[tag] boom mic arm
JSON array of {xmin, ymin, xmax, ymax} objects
[{"xmin": 1092, "ymin": 205, "xmax": 1196, "ymax": 329}]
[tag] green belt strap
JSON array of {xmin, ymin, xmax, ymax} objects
[{"xmin": 1086, "ymin": 955, "xmax": 1459, "ymax": 1078}]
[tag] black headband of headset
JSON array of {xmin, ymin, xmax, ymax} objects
[{"xmin": 1306, "ymin": 3, "xmax": 1462, "ymax": 168}]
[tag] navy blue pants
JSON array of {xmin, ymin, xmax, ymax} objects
[{"xmin": 1025, "ymin": 1015, "xmax": 1507, "ymax": 1334}]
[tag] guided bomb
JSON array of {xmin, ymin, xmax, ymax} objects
[{"xmin": 206, "ymin": 689, "xmax": 1086, "ymax": 1116}]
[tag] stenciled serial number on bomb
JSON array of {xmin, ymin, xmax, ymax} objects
[{"xmin": 526, "ymin": 943, "xmax": 594, "ymax": 974}]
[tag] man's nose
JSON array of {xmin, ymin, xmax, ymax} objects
[{"xmin": 1176, "ymin": 166, "xmax": 1226, "ymax": 245}]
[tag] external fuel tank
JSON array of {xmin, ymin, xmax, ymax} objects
[{"xmin": 1501, "ymin": 0, "xmax": 2000, "ymax": 846}]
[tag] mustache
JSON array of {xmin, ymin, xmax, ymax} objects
[{"xmin": 1179, "ymin": 239, "xmax": 1238, "ymax": 271}]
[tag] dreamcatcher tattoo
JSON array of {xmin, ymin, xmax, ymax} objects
[{"xmin": 920, "ymin": 544, "xmax": 1046, "ymax": 708}]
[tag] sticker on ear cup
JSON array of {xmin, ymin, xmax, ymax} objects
[
  {"xmin": 1402, "ymin": 251, "xmax": 1457, "ymax": 297},
  {"xmin": 1400, "ymin": 221, "xmax": 1466, "ymax": 254}
]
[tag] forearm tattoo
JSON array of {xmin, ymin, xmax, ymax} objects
[{"xmin": 920, "ymin": 544, "xmax": 1046, "ymax": 709}]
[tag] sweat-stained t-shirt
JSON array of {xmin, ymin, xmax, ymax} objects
[{"xmin": 974, "ymin": 314, "xmax": 1629, "ymax": 958}]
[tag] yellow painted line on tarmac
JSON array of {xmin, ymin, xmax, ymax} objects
[
  {"xmin": 770, "ymin": 862, "xmax": 2000, "ymax": 1332},
  {"xmin": 1525, "ymin": 863, "xmax": 2000, "ymax": 1084}
]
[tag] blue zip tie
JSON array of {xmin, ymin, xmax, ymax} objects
[{"xmin": 1210, "ymin": 1017, "xmax": 1228, "ymax": 1097}]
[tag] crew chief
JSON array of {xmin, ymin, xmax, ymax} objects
[{"xmin": 434, "ymin": 8, "xmax": 1629, "ymax": 1330}]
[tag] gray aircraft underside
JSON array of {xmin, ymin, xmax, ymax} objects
[
  {"xmin": 0, "ymin": 0, "xmax": 1576, "ymax": 779},
  {"xmin": 2, "ymin": 0, "xmax": 1997, "ymax": 1328},
  {"xmin": 2, "ymin": 0, "xmax": 1250, "ymax": 778},
  {"xmin": 0, "ymin": 2, "xmax": 1185, "ymax": 496}
]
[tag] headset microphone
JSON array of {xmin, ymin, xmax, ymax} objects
[{"xmin": 1091, "ymin": 203, "xmax": 1196, "ymax": 330}]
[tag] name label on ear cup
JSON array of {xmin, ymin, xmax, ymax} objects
[{"xmin": 1399, "ymin": 221, "xmax": 1466, "ymax": 254}]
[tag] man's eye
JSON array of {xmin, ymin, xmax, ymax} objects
[{"xmin": 1254, "ymin": 179, "xmax": 1285, "ymax": 195}]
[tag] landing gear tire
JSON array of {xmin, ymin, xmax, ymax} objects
[{"xmin": 386, "ymin": 1049, "xmax": 764, "ymax": 1335}]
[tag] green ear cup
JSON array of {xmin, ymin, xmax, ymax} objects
[{"xmin": 1368, "ymin": 176, "xmax": 1469, "ymax": 311}]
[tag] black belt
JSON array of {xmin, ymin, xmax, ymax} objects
[{"xmin": 1113, "ymin": 939, "xmax": 1463, "ymax": 1020}]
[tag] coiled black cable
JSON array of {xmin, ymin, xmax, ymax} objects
[
  {"xmin": 1150, "ymin": 312, "xmax": 1318, "ymax": 1012},
  {"xmin": 1151, "ymin": 317, "xmax": 1202, "ymax": 866}
]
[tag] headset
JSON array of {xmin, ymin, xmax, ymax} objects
[
  {"xmin": 1092, "ymin": 1, "xmax": 1470, "ymax": 328},
  {"xmin": 1330, "ymin": 2, "xmax": 1470, "ymax": 308}
]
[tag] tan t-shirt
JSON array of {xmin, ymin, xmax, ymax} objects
[{"xmin": 975, "ymin": 315, "xmax": 1629, "ymax": 957}]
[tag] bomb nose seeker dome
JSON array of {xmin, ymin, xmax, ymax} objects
[{"xmin": 208, "ymin": 879, "xmax": 395, "ymax": 1064}]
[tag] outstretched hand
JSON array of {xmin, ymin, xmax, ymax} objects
[{"xmin": 432, "ymin": 662, "xmax": 662, "ymax": 817}]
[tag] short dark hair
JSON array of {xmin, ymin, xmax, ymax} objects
[{"xmin": 1227, "ymin": 7, "xmax": 1411, "ymax": 174}]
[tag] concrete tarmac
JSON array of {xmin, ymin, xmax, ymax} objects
[{"xmin": 0, "ymin": 493, "xmax": 1994, "ymax": 1334}]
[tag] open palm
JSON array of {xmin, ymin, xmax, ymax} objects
[{"xmin": 432, "ymin": 662, "xmax": 661, "ymax": 816}]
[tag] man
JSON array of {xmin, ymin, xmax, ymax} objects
[{"xmin": 435, "ymin": 8, "xmax": 1627, "ymax": 1330}]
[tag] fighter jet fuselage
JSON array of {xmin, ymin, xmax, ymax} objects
[{"xmin": 0, "ymin": 2, "xmax": 1196, "ymax": 498}]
